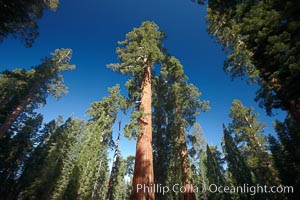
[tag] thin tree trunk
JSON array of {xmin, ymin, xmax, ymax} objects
[
  {"xmin": 131, "ymin": 64, "xmax": 154, "ymax": 200},
  {"xmin": 179, "ymin": 124, "xmax": 196, "ymax": 200},
  {"xmin": 106, "ymin": 121, "xmax": 121, "ymax": 200},
  {"xmin": 91, "ymin": 159, "xmax": 102, "ymax": 200}
]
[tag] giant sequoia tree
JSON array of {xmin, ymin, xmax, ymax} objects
[
  {"xmin": 108, "ymin": 21, "xmax": 165, "ymax": 200},
  {"xmin": 0, "ymin": 48, "xmax": 75, "ymax": 137},
  {"xmin": 206, "ymin": 0, "xmax": 300, "ymax": 123}
]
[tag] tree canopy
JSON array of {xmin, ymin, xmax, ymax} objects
[{"xmin": 0, "ymin": 0, "xmax": 59, "ymax": 47}]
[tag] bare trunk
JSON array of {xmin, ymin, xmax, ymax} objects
[
  {"xmin": 179, "ymin": 125, "xmax": 196, "ymax": 200},
  {"xmin": 91, "ymin": 159, "xmax": 102, "ymax": 200},
  {"xmin": 106, "ymin": 121, "xmax": 121, "ymax": 200},
  {"xmin": 131, "ymin": 65, "xmax": 154, "ymax": 200}
]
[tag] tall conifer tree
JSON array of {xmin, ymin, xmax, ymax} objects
[
  {"xmin": 205, "ymin": 145, "xmax": 229, "ymax": 200},
  {"xmin": 153, "ymin": 56, "xmax": 209, "ymax": 200},
  {"xmin": 76, "ymin": 84, "xmax": 124, "ymax": 200},
  {"xmin": 0, "ymin": 48, "xmax": 75, "ymax": 137},
  {"xmin": 228, "ymin": 100, "xmax": 283, "ymax": 199},
  {"xmin": 108, "ymin": 21, "xmax": 165, "ymax": 200},
  {"xmin": 0, "ymin": 113, "xmax": 43, "ymax": 199},
  {"xmin": 222, "ymin": 124, "xmax": 254, "ymax": 200},
  {"xmin": 269, "ymin": 117, "xmax": 300, "ymax": 199},
  {"xmin": 18, "ymin": 117, "xmax": 83, "ymax": 200}
]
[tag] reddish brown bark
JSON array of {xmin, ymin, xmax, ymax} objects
[
  {"xmin": 131, "ymin": 65, "xmax": 155, "ymax": 200},
  {"xmin": 287, "ymin": 99, "xmax": 300, "ymax": 124},
  {"xmin": 0, "ymin": 78, "xmax": 45, "ymax": 138},
  {"xmin": 269, "ymin": 77, "xmax": 300, "ymax": 124},
  {"xmin": 179, "ymin": 124, "xmax": 196, "ymax": 200},
  {"xmin": 0, "ymin": 94, "xmax": 33, "ymax": 138}
]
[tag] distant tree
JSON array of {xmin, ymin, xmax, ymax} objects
[
  {"xmin": 106, "ymin": 121, "xmax": 127, "ymax": 200},
  {"xmin": 188, "ymin": 123, "xmax": 208, "ymax": 200},
  {"xmin": 18, "ymin": 117, "xmax": 84, "ymax": 200},
  {"xmin": 205, "ymin": 145, "xmax": 229, "ymax": 200},
  {"xmin": 206, "ymin": 0, "xmax": 300, "ymax": 123},
  {"xmin": 228, "ymin": 100, "xmax": 283, "ymax": 199},
  {"xmin": 15, "ymin": 119, "xmax": 57, "ymax": 198},
  {"xmin": 152, "ymin": 55, "xmax": 209, "ymax": 200},
  {"xmin": 76, "ymin": 84, "xmax": 125, "ymax": 200},
  {"xmin": 0, "ymin": 0, "xmax": 59, "ymax": 47},
  {"xmin": 222, "ymin": 124, "xmax": 254, "ymax": 200},
  {"xmin": 152, "ymin": 73, "xmax": 169, "ymax": 200},
  {"xmin": 49, "ymin": 119, "xmax": 84, "ymax": 200},
  {"xmin": 108, "ymin": 21, "xmax": 165, "ymax": 200},
  {"xmin": 0, "ymin": 48, "xmax": 75, "ymax": 137},
  {"xmin": 171, "ymin": 67, "xmax": 207, "ymax": 200},
  {"xmin": 269, "ymin": 116, "xmax": 300, "ymax": 199},
  {"xmin": 0, "ymin": 113, "xmax": 43, "ymax": 199}
]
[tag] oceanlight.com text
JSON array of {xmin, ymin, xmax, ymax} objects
[{"xmin": 135, "ymin": 183, "xmax": 294, "ymax": 196}]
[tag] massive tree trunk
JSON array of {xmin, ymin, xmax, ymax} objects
[
  {"xmin": 131, "ymin": 64, "xmax": 155, "ymax": 200},
  {"xmin": 179, "ymin": 124, "xmax": 196, "ymax": 200}
]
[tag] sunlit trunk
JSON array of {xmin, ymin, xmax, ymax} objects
[{"xmin": 131, "ymin": 64, "xmax": 154, "ymax": 200}]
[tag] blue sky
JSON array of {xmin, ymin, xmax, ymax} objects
[{"xmin": 0, "ymin": 0, "xmax": 286, "ymax": 157}]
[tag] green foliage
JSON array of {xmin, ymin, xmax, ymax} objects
[
  {"xmin": 222, "ymin": 124, "xmax": 254, "ymax": 200},
  {"xmin": 152, "ymin": 55, "xmax": 209, "ymax": 200},
  {"xmin": 227, "ymin": 99, "xmax": 282, "ymax": 199},
  {"xmin": 0, "ymin": 113, "xmax": 43, "ymax": 199},
  {"xmin": 0, "ymin": 0, "xmax": 59, "ymax": 47},
  {"xmin": 0, "ymin": 48, "xmax": 75, "ymax": 137},
  {"xmin": 188, "ymin": 123, "xmax": 208, "ymax": 200},
  {"xmin": 108, "ymin": 21, "xmax": 166, "ymax": 139},
  {"xmin": 18, "ymin": 117, "xmax": 84, "ymax": 200},
  {"xmin": 0, "ymin": 48, "xmax": 75, "ymax": 107},
  {"xmin": 205, "ymin": 145, "xmax": 229, "ymax": 200},
  {"xmin": 206, "ymin": 0, "xmax": 300, "ymax": 121},
  {"xmin": 76, "ymin": 85, "xmax": 124, "ymax": 199},
  {"xmin": 109, "ymin": 157, "xmax": 128, "ymax": 200},
  {"xmin": 269, "ymin": 116, "xmax": 300, "ymax": 199},
  {"xmin": 108, "ymin": 21, "xmax": 165, "ymax": 97},
  {"xmin": 228, "ymin": 99, "xmax": 266, "ymax": 152}
]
